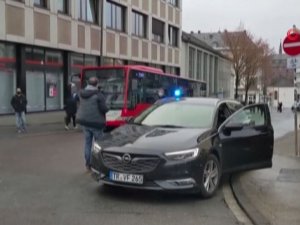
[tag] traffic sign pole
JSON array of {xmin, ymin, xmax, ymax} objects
[
  {"xmin": 294, "ymin": 89, "xmax": 299, "ymax": 156},
  {"xmin": 284, "ymin": 25, "xmax": 300, "ymax": 157}
]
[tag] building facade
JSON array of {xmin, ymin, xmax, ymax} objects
[
  {"xmin": 0, "ymin": 0, "xmax": 182, "ymax": 114},
  {"xmin": 266, "ymin": 52, "xmax": 296, "ymax": 107},
  {"xmin": 181, "ymin": 32, "xmax": 233, "ymax": 98}
]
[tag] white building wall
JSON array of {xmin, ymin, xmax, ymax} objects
[{"xmin": 267, "ymin": 87, "xmax": 294, "ymax": 108}]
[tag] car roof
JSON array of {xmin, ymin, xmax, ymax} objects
[{"xmin": 157, "ymin": 97, "xmax": 240, "ymax": 106}]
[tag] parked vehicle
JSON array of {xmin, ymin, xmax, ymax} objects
[
  {"xmin": 90, "ymin": 97, "xmax": 274, "ymax": 198},
  {"xmin": 291, "ymin": 102, "xmax": 300, "ymax": 112}
]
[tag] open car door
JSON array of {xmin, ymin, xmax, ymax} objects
[{"xmin": 219, "ymin": 104, "xmax": 274, "ymax": 173}]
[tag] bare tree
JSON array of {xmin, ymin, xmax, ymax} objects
[
  {"xmin": 243, "ymin": 39, "xmax": 273, "ymax": 104},
  {"xmin": 223, "ymin": 28, "xmax": 273, "ymax": 103},
  {"xmin": 222, "ymin": 30, "xmax": 250, "ymax": 100},
  {"xmin": 260, "ymin": 44, "xmax": 274, "ymax": 97}
]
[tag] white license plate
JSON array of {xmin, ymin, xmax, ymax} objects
[{"xmin": 109, "ymin": 171, "xmax": 144, "ymax": 185}]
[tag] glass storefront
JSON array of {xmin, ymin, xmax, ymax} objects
[
  {"xmin": 46, "ymin": 72, "xmax": 63, "ymax": 110},
  {"xmin": 70, "ymin": 53, "xmax": 98, "ymax": 92},
  {"xmin": 26, "ymin": 70, "xmax": 45, "ymax": 112},
  {"xmin": 0, "ymin": 43, "xmax": 16, "ymax": 114},
  {"xmin": 25, "ymin": 47, "xmax": 64, "ymax": 112}
]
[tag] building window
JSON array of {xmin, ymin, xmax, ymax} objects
[
  {"xmin": 57, "ymin": 0, "xmax": 69, "ymax": 14},
  {"xmin": 77, "ymin": 0, "xmax": 98, "ymax": 24},
  {"xmin": 132, "ymin": 11, "xmax": 147, "ymax": 38},
  {"xmin": 152, "ymin": 19, "xmax": 164, "ymax": 43},
  {"xmin": 189, "ymin": 47, "xmax": 195, "ymax": 78},
  {"xmin": 166, "ymin": 0, "xmax": 178, "ymax": 7},
  {"xmin": 106, "ymin": 1, "xmax": 125, "ymax": 32},
  {"xmin": 34, "ymin": 0, "xmax": 47, "ymax": 8},
  {"xmin": 168, "ymin": 25, "xmax": 178, "ymax": 47},
  {"xmin": 196, "ymin": 50, "xmax": 202, "ymax": 80}
]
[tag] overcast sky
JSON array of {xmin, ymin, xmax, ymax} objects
[{"xmin": 182, "ymin": 0, "xmax": 300, "ymax": 53}]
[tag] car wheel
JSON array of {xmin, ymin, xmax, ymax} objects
[{"xmin": 198, "ymin": 154, "xmax": 220, "ymax": 198}]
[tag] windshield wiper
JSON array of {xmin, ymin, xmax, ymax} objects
[{"xmin": 152, "ymin": 124, "xmax": 185, "ymax": 128}]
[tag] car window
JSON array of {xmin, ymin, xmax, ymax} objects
[
  {"xmin": 227, "ymin": 102, "xmax": 243, "ymax": 113},
  {"xmin": 227, "ymin": 105, "xmax": 266, "ymax": 127},
  {"xmin": 217, "ymin": 103, "xmax": 232, "ymax": 128},
  {"xmin": 134, "ymin": 102, "xmax": 215, "ymax": 128}
]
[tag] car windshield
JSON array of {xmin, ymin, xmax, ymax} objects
[
  {"xmin": 83, "ymin": 69, "xmax": 125, "ymax": 110},
  {"xmin": 134, "ymin": 101, "xmax": 215, "ymax": 128}
]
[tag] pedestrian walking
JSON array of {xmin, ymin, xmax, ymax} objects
[
  {"xmin": 10, "ymin": 88, "xmax": 27, "ymax": 133},
  {"xmin": 64, "ymin": 89, "xmax": 80, "ymax": 130},
  {"xmin": 76, "ymin": 77, "xmax": 108, "ymax": 171},
  {"xmin": 277, "ymin": 102, "xmax": 283, "ymax": 113}
]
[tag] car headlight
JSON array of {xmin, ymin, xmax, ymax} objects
[
  {"xmin": 92, "ymin": 142, "xmax": 102, "ymax": 154},
  {"xmin": 164, "ymin": 148, "xmax": 199, "ymax": 161}
]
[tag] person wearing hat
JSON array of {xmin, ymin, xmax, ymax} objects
[{"xmin": 11, "ymin": 88, "xmax": 28, "ymax": 133}]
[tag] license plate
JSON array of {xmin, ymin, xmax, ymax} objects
[{"xmin": 109, "ymin": 171, "xmax": 144, "ymax": 185}]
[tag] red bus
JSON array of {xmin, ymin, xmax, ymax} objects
[{"xmin": 73, "ymin": 65, "xmax": 207, "ymax": 129}]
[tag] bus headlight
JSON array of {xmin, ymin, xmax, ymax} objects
[
  {"xmin": 164, "ymin": 148, "xmax": 199, "ymax": 161},
  {"xmin": 93, "ymin": 143, "xmax": 102, "ymax": 154}
]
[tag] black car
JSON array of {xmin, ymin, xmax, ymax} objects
[
  {"xmin": 291, "ymin": 102, "xmax": 300, "ymax": 112},
  {"xmin": 91, "ymin": 97, "xmax": 274, "ymax": 198}
]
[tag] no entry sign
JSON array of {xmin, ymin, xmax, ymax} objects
[{"xmin": 283, "ymin": 32, "xmax": 300, "ymax": 56}]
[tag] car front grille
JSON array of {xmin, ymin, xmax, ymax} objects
[{"xmin": 102, "ymin": 152, "xmax": 160, "ymax": 173}]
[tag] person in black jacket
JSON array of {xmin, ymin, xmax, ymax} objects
[
  {"xmin": 64, "ymin": 88, "xmax": 80, "ymax": 130},
  {"xmin": 11, "ymin": 88, "xmax": 27, "ymax": 133},
  {"xmin": 76, "ymin": 77, "xmax": 108, "ymax": 171}
]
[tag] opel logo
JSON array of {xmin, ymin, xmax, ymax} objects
[{"xmin": 122, "ymin": 153, "xmax": 132, "ymax": 164}]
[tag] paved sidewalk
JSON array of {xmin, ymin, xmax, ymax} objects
[
  {"xmin": 232, "ymin": 109, "xmax": 300, "ymax": 225},
  {"xmin": 0, "ymin": 111, "xmax": 80, "ymax": 138},
  {"xmin": 0, "ymin": 111, "xmax": 65, "ymax": 127}
]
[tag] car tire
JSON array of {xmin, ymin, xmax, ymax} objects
[{"xmin": 198, "ymin": 154, "xmax": 221, "ymax": 198}]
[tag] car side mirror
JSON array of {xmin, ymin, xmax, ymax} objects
[{"xmin": 222, "ymin": 123, "xmax": 243, "ymax": 136}]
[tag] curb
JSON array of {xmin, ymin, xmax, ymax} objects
[{"xmin": 230, "ymin": 174, "xmax": 271, "ymax": 225}]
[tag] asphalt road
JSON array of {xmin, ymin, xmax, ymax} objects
[{"xmin": 0, "ymin": 131, "xmax": 239, "ymax": 225}]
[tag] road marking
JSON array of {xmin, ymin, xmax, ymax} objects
[{"xmin": 223, "ymin": 184, "xmax": 253, "ymax": 225}]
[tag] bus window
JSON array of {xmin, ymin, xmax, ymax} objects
[
  {"xmin": 83, "ymin": 68, "xmax": 125, "ymax": 110},
  {"xmin": 160, "ymin": 76, "xmax": 176, "ymax": 97},
  {"xmin": 128, "ymin": 70, "xmax": 165, "ymax": 108}
]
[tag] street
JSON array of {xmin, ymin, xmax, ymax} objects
[
  {"xmin": 0, "ymin": 131, "xmax": 238, "ymax": 225},
  {"xmin": 0, "ymin": 108, "xmax": 296, "ymax": 225}
]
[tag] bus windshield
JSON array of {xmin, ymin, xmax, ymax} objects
[{"xmin": 83, "ymin": 69, "xmax": 125, "ymax": 110}]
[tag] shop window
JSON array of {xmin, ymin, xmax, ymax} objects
[
  {"xmin": 70, "ymin": 53, "xmax": 99, "ymax": 81},
  {"xmin": 152, "ymin": 19, "xmax": 164, "ymax": 43},
  {"xmin": 45, "ymin": 51, "xmax": 63, "ymax": 66},
  {"xmin": 57, "ymin": 0, "xmax": 69, "ymax": 14},
  {"xmin": 34, "ymin": 0, "xmax": 48, "ymax": 8},
  {"xmin": 132, "ymin": 11, "xmax": 147, "ymax": 38},
  {"xmin": 85, "ymin": 55, "xmax": 98, "ymax": 66},
  {"xmin": 77, "ymin": 0, "xmax": 98, "ymax": 24},
  {"xmin": 25, "ymin": 47, "xmax": 45, "ymax": 65},
  {"xmin": 106, "ymin": 1, "xmax": 125, "ymax": 32},
  {"xmin": 0, "ymin": 43, "xmax": 16, "ymax": 114}
]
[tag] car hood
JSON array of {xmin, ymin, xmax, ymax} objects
[{"xmin": 98, "ymin": 124, "xmax": 211, "ymax": 154}]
